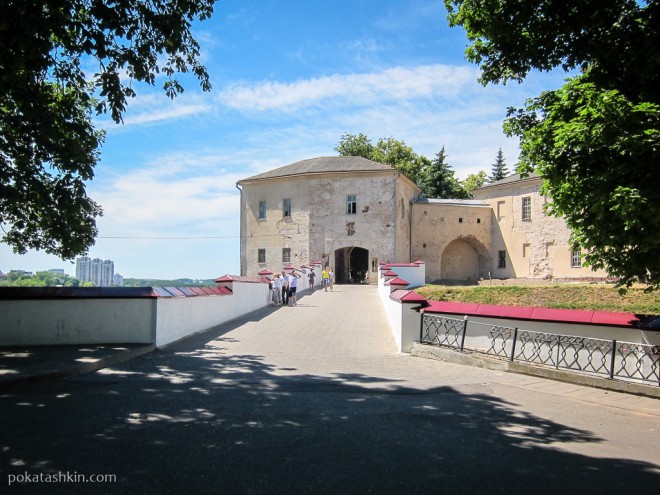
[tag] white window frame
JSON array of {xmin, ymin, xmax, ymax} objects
[
  {"xmin": 522, "ymin": 197, "xmax": 531, "ymax": 221},
  {"xmin": 346, "ymin": 195, "xmax": 357, "ymax": 215},
  {"xmin": 571, "ymin": 249, "xmax": 582, "ymax": 268}
]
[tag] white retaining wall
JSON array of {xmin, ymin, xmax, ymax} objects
[
  {"xmin": 0, "ymin": 281, "xmax": 271, "ymax": 348},
  {"xmin": 156, "ymin": 281, "xmax": 270, "ymax": 347},
  {"xmin": 0, "ymin": 299, "xmax": 156, "ymax": 346}
]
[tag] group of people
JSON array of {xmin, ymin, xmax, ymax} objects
[
  {"xmin": 271, "ymin": 270, "xmax": 302, "ymax": 306},
  {"xmin": 270, "ymin": 267, "xmax": 334, "ymax": 307}
]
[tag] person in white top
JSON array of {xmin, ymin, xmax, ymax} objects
[
  {"xmin": 287, "ymin": 271, "xmax": 301, "ymax": 306},
  {"xmin": 280, "ymin": 270, "xmax": 289, "ymax": 306},
  {"xmin": 271, "ymin": 274, "xmax": 282, "ymax": 306}
]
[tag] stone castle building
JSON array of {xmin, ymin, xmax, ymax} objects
[{"xmin": 237, "ymin": 157, "xmax": 608, "ymax": 283}]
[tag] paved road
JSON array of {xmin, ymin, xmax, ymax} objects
[{"xmin": 1, "ymin": 285, "xmax": 659, "ymax": 494}]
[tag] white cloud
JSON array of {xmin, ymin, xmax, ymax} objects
[{"xmin": 219, "ymin": 64, "xmax": 478, "ymax": 111}]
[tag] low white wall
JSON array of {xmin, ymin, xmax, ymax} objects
[
  {"xmin": 0, "ymin": 299, "xmax": 155, "ymax": 346},
  {"xmin": 384, "ymin": 265, "xmax": 426, "ymax": 288},
  {"xmin": 377, "ymin": 274, "xmax": 423, "ymax": 353},
  {"xmin": 0, "ymin": 281, "xmax": 271, "ymax": 348},
  {"xmin": 156, "ymin": 282, "xmax": 270, "ymax": 347}
]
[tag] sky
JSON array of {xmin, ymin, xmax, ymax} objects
[{"xmin": 0, "ymin": 0, "xmax": 572, "ymax": 280}]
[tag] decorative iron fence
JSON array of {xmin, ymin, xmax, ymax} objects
[{"xmin": 420, "ymin": 313, "xmax": 660, "ymax": 386}]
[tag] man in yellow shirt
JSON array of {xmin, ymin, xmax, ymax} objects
[{"xmin": 321, "ymin": 267, "xmax": 330, "ymax": 292}]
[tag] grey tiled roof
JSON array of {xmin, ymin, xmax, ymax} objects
[
  {"xmin": 239, "ymin": 156, "xmax": 395, "ymax": 182},
  {"xmin": 415, "ymin": 198, "xmax": 489, "ymax": 207},
  {"xmin": 477, "ymin": 172, "xmax": 541, "ymax": 189}
]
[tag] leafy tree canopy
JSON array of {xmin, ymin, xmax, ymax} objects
[
  {"xmin": 0, "ymin": 0, "xmax": 215, "ymax": 259},
  {"xmin": 462, "ymin": 170, "xmax": 488, "ymax": 195},
  {"xmin": 335, "ymin": 133, "xmax": 469, "ymax": 198},
  {"xmin": 446, "ymin": 0, "xmax": 660, "ymax": 289}
]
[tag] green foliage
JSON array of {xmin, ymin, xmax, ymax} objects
[
  {"xmin": 419, "ymin": 147, "xmax": 469, "ymax": 199},
  {"xmin": 445, "ymin": 0, "xmax": 660, "ymax": 290},
  {"xmin": 335, "ymin": 134, "xmax": 469, "ymax": 198},
  {"xmin": 504, "ymin": 78, "xmax": 660, "ymax": 289},
  {"xmin": 122, "ymin": 278, "xmax": 215, "ymax": 287},
  {"xmin": 335, "ymin": 133, "xmax": 425, "ymax": 185},
  {"xmin": 0, "ymin": 0, "xmax": 215, "ymax": 259},
  {"xmin": 489, "ymin": 148, "xmax": 508, "ymax": 182},
  {"xmin": 461, "ymin": 171, "xmax": 488, "ymax": 196},
  {"xmin": 0, "ymin": 270, "xmax": 79, "ymax": 287}
]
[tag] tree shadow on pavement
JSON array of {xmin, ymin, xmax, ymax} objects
[{"xmin": 1, "ymin": 336, "xmax": 659, "ymax": 495}]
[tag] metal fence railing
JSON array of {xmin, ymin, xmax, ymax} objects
[{"xmin": 420, "ymin": 313, "xmax": 660, "ymax": 386}]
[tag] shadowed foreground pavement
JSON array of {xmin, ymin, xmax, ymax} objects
[{"xmin": 1, "ymin": 285, "xmax": 659, "ymax": 494}]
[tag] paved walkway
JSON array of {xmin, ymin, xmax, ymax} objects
[
  {"xmin": 2, "ymin": 285, "xmax": 659, "ymax": 493},
  {"xmin": 160, "ymin": 285, "xmax": 660, "ymax": 415}
]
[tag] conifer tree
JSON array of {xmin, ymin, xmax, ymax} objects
[
  {"xmin": 420, "ymin": 147, "xmax": 468, "ymax": 198},
  {"xmin": 489, "ymin": 148, "xmax": 509, "ymax": 182}
]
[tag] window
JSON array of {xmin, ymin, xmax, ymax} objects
[
  {"xmin": 346, "ymin": 221, "xmax": 355, "ymax": 236},
  {"xmin": 258, "ymin": 201, "xmax": 266, "ymax": 220},
  {"xmin": 258, "ymin": 249, "xmax": 266, "ymax": 263},
  {"xmin": 459, "ymin": 218, "xmax": 463, "ymax": 223},
  {"xmin": 522, "ymin": 197, "xmax": 531, "ymax": 221},
  {"xmin": 498, "ymin": 250, "xmax": 506, "ymax": 269},
  {"xmin": 283, "ymin": 198, "xmax": 292, "ymax": 217},
  {"xmin": 346, "ymin": 195, "xmax": 357, "ymax": 214},
  {"xmin": 571, "ymin": 249, "xmax": 582, "ymax": 268},
  {"xmin": 497, "ymin": 201, "xmax": 506, "ymax": 221},
  {"xmin": 282, "ymin": 248, "xmax": 291, "ymax": 263}
]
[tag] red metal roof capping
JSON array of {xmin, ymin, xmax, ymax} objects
[{"xmin": 424, "ymin": 301, "xmax": 643, "ymax": 328}]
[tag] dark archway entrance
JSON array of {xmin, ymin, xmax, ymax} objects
[{"xmin": 334, "ymin": 247, "xmax": 369, "ymax": 284}]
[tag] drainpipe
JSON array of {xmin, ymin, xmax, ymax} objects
[
  {"xmin": 409, "ymin": 198, "xmax": 416, "ymax": 263},
  {"xmin": 236, "ymin": 182, "xmax": 245, "ymax": 276}
]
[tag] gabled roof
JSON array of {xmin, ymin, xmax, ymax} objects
[
  {"xmin": 238, "ymin": 156, "xmax": 397, "ymax": 183},
  {"xmin": 475, "ymin": 172, "xmax": 541, "ymax": 191}
]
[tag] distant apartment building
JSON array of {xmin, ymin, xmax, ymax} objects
[
  {"xmin": 76, "ymin": 257, "xmax": 115, "ymax": 287},
  {"xmin": 113, "ymin": 273, "xmax": 124, "ymax": 286}
]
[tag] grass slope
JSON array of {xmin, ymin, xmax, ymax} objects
[{"xmin": 415, "ymin": 284, "xmax": 660, "ymax": 315}]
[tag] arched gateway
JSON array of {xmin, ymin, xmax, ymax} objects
[
  {"xmin": 334, "ymin": 247, "xmax": 369, "ymax": 284},
  {"xmin": 440, "ymin": 237, "xmax": 489, "ymax": 282}
]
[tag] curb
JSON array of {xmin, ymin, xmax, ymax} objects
[
  {"xmin": 410, "ymin": 343, "xmax": 660, "ymax": 400},
  {"xmin": 0, "ymin": 344, "xmax": 156, "ymax": 390}
]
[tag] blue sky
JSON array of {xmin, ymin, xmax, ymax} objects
[{"xmin": 0, "ymin": 0, "xmax": 570, "ymax": 280}]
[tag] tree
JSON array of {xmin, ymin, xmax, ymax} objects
[
  {"xmin": 0, "ymin": 0, "xmax": 215, "ymax": 259},
  {"xmin": 489, "ymin": 148, "xmax": 508, "ymax": 182},
  {"xmin": 445, "ymin": 0, "xmax": 660, "ymax": 289},
  {"xmin": 462, "ymin": 171, "xmax": 488, "ymax": 196},
  {"xmin": 419, "ymin": 146, "xmax": 468, "ymax": 198},
  {"xmin": 335, "ymin": 133, "xmax": 426, "ymax": 185}
]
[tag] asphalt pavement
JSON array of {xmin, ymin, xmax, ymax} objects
[{"xmin": 1, "ymin": 285, "xmax": 659, "ymax": 494}]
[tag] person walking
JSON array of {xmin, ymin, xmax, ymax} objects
[
  {"xmin": 329, "ymin": 267, "xmax": 335, "ymax": 291},
  {"xmin": 307, "ymin": 269, "xmax": 316, "ymax": 292},
  {"xmin": 281, "ymin": 271, "xmax": 289, "ymax": 306},
  {"xmin": 321, "ymin": 266, "xmax": 330, "ymax": 292},
  {"xmin": 288, "ymin": 271, "xmax": 301, "ymax": 306}
]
